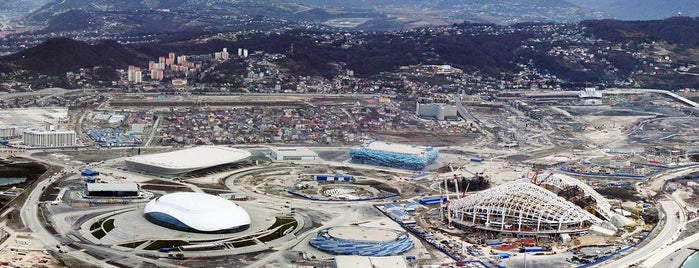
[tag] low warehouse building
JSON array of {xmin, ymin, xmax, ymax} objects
[
  {"xmin": 86, "ymin": 183, "xmax": 140, "ymax": 197},
  {"xmin": 269, "ymin": 147, "xmax": 319, "ymax": 161},
  {"xmin": 125, "ymin": 146, "xmax": 251, "ymax": 176}
]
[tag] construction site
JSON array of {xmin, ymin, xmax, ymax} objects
[{"xmin": 1, "ymin": 88, "xmax": 698, "ymax": 268}]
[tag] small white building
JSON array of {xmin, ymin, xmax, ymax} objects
[{"xmin": 269, "ymin": 147, "xmax": 319, "ymax": 161}]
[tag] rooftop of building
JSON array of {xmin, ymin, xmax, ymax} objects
[
  {"xmin": 355, "ymin": 140, "xmax": 434, "ymax": 156},
  {"xmin": 125, "ymin": 146, "xmax": 251, "ymax": 169}
]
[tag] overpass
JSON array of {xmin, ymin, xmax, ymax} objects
[{"xmin": 605, "ymin": 88, "xmax": 699, "ymax": 110}]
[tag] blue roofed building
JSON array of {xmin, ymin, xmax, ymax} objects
[
  {"xmin": 350, "ymin": 140, "xmax": 438, "ymax": 170},
  {"xmin": 310, "ymin": 226, "xmax": 413, "ymax": 257}
]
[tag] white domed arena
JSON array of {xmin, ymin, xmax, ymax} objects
[{"xmin": 143, "ymin": 192, "xmax": 251, "ymax": 233}]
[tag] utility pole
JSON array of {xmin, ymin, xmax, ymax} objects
[{"xmin": 438, "ymin": 178, "xmax": 444, "ymax": 221}]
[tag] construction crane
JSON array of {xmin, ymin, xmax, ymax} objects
[
  {"xmin": 461, "ymin": 182, "xmax": 470, "ymax": 198},
  {"xmin": 534, "ymin": 172, "xmax": 554, "ymax": 186},
  {"xmin": 452, "ymin": 173, "xmax": 460, "ymax": 198},
  {"xmin": 529, "ymin": 169, "xmax": 541, "ymax": 184},
  {"xmin": 530, "ymin": 169, "xmax": 556, "ymax": 185}
]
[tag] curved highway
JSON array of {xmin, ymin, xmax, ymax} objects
[{"xmin": 599, "ymin": 166, "xmax": 698, "ymax": 268}]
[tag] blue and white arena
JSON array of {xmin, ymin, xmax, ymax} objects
[
  {"xmin": 350, "ymin": 140, "xmax": 438, "ymax": 170},
  {"xmin": 310, "ymin": 226, "xmax": 413, "ymax": 256}
]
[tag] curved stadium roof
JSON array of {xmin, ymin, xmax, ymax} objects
[
  {"xmin": 144, "ymin": 192, "xmax": 251, "ymax": 233},
  {"xmin": 310, "ymin": 226, "xmax": 413, "ymax": 256},
  {"xmin": 125, "ymin": 146, "xmax": 251, "ymax": 175},
  {"xmin": 539, "ymin": 174, "xmax": 613, "ymax": 220},
  {"xmin": 448, "ymin": 179, "xmax": 602, "ymax": 234}
]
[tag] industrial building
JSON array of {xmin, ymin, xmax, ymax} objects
[
  {"xmin": 268, "ymin": 147, "xmax": 319, "ymax": 161},
  {"xmin": 416, "ymin": 102, "xmax": 458, "ymax": 121},
  {"xmin": 86, "ymin": 183, "xmax": 140, "ymax": 197},
  {"xmin": 310, "ymin": 226, "xmax": 413, "ymax": 256},
  {"xmin": 447, "ymin": 175, "xmax": 614, "ymax": 234},
  {"xmin": 21, "ymin": 129, "xmax": 76, "ymax": 147},
  {"xmin": 143, "ymin": 192, "xmax": 251, "ymax": 233},
  {"xmin": 350, "ymin": 140, "xmax": 438, "ymax": 170},
  {"xmin": 125, "ymin": 146, "xmax": 251, "ymax": 175}
]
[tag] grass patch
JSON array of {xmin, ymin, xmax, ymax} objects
[
  {"xmin": 231, "ymin": 240, "xmax": 257, "ymax": 248},
  {"xmin": 91, "ymin": 229, "xmax": 106, "ymax": 239},
  {"xmin": 143, "ymin": 240, "xmax": 189, "ymax": 250},
  {"xmin": 259, "ymin": 220, "xmax": 298, "ymax": 243},
  {"xmin": 103, "ymin": 219, "xmax": 115, "ymax": 232},
  {"xmin": 90, "ymin": 217, "xmax": 116, "ymax": 239},
  {"xmin": 90, "ymin": 220, "xmax": 102, "ymax": 231},
  {"xmin": 268, "ymin": 217, "xmax": 295, "ymax": 230},
  {"xmin": 118, "ymin": 240, "xmax": 147, "ymax": 248}
]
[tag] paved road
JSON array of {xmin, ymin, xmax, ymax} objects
[
  {"xmin": 605, "ymin": 88, "xmax": 699, "ymax": 110},
  {"xmin": 17, "ymin": 154, "xmax": 114, "ymax": 267},
  {"xmin": 17, "ymin": 153, "xmax": 179, "ymax": 267},
  {"xmin": 19, "ymin": 172, "xmax": 110, "ymax": 267},
  {"xmin": 598, "ymin": 165, "xmax": 699, "ymax": 268},
  {"xmin": 642, "ymin": 231, "xmax": 699, "ymax": 268},
  {"xmin": 144, "ymin": 115, "xmax": 161, "ymax": 147},
  {"xmin": 0, "ymin": 88, "xmax": 68, "ymax": 100},
  {"xmin": 600, "ymin": 199, "xmax": 683, "ymax": 268}
]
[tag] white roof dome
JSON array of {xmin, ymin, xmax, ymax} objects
[{"xmin": 144, "ymin": 192, "xmax": 251, "ymax": 233}]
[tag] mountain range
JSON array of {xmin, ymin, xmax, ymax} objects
[
  {"xmin": 2, "ymin": 0, "xmax": 697, "ymax": 34},
  {"xmin": 0, "ymin": 38, "xmax": 150, "ymax": 75},
  {"xmin": 2, "ymin": 17, "xmax": 697, "ymax": 85},
  {"xmin": 569, "ymin": 0, "xmax": 698, "ymax": 20}
]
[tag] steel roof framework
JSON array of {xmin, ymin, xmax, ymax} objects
[{"xmin": 448, "ymin": 179, "xmax": 602, "ymax": 234}]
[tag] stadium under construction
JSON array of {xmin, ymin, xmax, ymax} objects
[{"xmin": 446, "ymin": 174, "xmax": 622, "ymax": 235}]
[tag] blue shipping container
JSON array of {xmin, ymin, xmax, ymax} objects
[
  {"xmin": 81, "ymin": 170, "xmax": 99, "ymax": 176},
  {"xmin": 524, "ymin": 247, "xmax": 543, "ymax": 253},
  {"xmin": 419, "ymin": 197, "xmax": 446, "ymax": 205}
]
